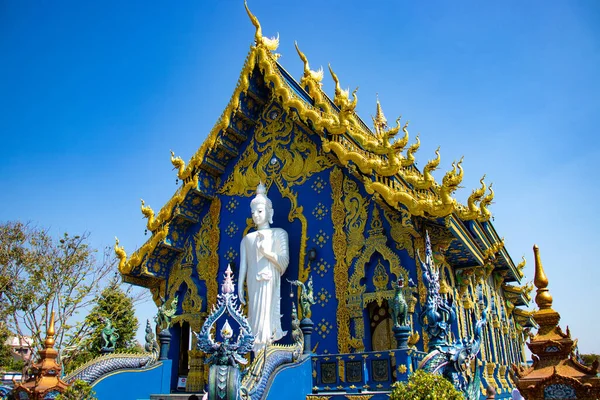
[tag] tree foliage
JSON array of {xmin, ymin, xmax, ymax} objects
[
  {"xmin": 64, "ymin": 276, "xmax": 139, "ymax": 373},
  {"xmin": 0, "ymin": 221, "xmax": 114, "ymax": 371},
  {"xmin": 390, "ymin": 370, "xmax": 464, "ymax": 400},
  {"xmin": 55, "ymin": 379, "xmax": 97, "ymax": 400},
  {"xmin": 580, "ymin": 353, "xmax": 600, "ymax": 367}
]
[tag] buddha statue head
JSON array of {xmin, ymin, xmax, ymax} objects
[{"xmin": 250, "ymin": 182, "xmax": 274, "ymax": 226}]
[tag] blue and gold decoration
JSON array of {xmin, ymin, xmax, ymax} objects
[{"xmin": 116, "ymin": 3, "xmax": 534, "ymax": 398}]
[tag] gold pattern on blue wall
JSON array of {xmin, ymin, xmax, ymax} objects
[
  {"xmin": 316, "ymin": 287, "xmax": 331, "ymax": 307},
  {"xmin": 225, "ymin": 222, "xmax": 239, "ymax": 238},
  {"xmin": 311, "ymin": 202, "xmax": 328, "ymax": 221},
  {"xmin": 315, "ymin": 258, "xmax": 331, "ymax": 278},
  {"xmin": 311, "ymin": 176, "xmax": 327, "ymax": 194},
  {"xmin": 224, "ymin": 247, "xmax": 239, "ymax": 264},
  {"xmin": 312, "ymin": 229, "xmax": 330, "ymax": 249},
  {"xmin": 225, "ymin": 198, "xmax": 239, "ymax": 213},
  {"xmin": 317, "ymin": 318, "xmax": 333, "ymax": 339}
]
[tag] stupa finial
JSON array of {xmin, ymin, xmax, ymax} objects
[
  {"xmin": 373, "ymin": 94, "xmax": 388, "ymax": 134},
  {"xmin": 533, "ymin": 244, "xmax": 553, "ymax": 310},
  {"xmin": 45, "ymin": 311, "xmax": 56, "ymax": 349}
]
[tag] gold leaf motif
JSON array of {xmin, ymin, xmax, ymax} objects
[{"xmin": 331, "ymin": 167, "xmax": 351, "ymax": 354}]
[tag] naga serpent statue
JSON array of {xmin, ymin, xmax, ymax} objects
[
  {"xmin": 287, "ymin": 275, "xmax": 316, "ymax": 319},
  {"xmin": 417, "ymin": 231, "xmax": 457, "ymax": 348},
  {"xmin": 418, "ymin": 308, "xmax": 488, "ymax": 400}
]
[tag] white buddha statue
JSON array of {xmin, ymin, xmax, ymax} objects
[{"xmin": 238, "ymin": 182, "xmax": 290, "ymax": 353}]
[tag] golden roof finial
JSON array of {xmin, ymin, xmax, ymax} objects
[
  {"xmin": 533, "ymin": 244, "xmax": 553, "ymax": 310},
  {"xmin": 295, "ymin": 42, "xmax": 323, "ymax": 83},
  {"xmin": 45, "ymin": 311, "xmax": 56, "ymax": 349},
  {"xmin": 372, "ymin": 94, "xmax": 388, "ymax": 135},
  {"xmin": 244, "ymin": 1, "xmax": 279, "ymax": 51}
]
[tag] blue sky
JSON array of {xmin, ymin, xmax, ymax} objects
[{"xmin": 1, "ymin": 1, "xmax": 599, "ymax": 353}]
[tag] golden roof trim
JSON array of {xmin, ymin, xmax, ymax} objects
[{"xmin": 118, "ymin": 7, "xmax": 497, "ymax": 274}]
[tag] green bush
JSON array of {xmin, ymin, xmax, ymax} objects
[
  {"xmin": 55, "ymin": 380, "xmax": 97, "ymax": 400},
  {"xmin": 390, "ymin": 370, "xmax": 464, "ymax": 400}
]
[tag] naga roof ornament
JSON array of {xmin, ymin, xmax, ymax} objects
[
  {"xmin": 294, "ymin": 42, "xmax": 323, "ymax": 85},
  {"xmin": 244, "ymin": 0, "xmax": 279, "ymax": 51}
]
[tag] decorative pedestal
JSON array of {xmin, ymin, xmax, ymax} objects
[
  {"xmin": 393, "ymin": 325, "xmax": 411, "ymax": 350},
  {"xmin": 300, "ymin": 318, "xmax": 314, "ymax": 354},
  {"xmin": 158, "ymin": 329, "xmax": 172, "ymax": 360},
  {"xmin": 100, "ymin": 347, "xmax": 115, "ymax": 355}
]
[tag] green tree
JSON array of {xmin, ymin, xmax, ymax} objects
[
  {"xmin": 64, "ymin": 275, "xmax": 139, "ymax": 373},
  {"xmin": 580, "ymin": 353, "xmax": 600, "ymax": 367},
  {"xmin": 55, "ymin": 379, "xmax": 97, "ymax": 400},
  {"xmin": 390, "ymin": 370, "xmax": 464, "ymax": 400},
  {"xmin": 0, "ymin": 222, "xmax": 113, "ymax": 371}
]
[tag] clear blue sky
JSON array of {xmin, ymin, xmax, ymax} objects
[{"xmin": 1, "ymin": 1, "xmax": 599, "ymax": 353}]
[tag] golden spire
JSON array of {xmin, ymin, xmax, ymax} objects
[
  {"xmin": 45, "ymin": 311, "xmax": 56, "ymax": 349},
  {"xmin": 533, "ymin": 244, "xmax": 553, "ymax": 310},
  {"xmin": 372, "ymin": 95, "xmax": 388, "ymax": 135}
]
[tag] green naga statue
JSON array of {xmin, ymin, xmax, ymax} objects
[
  {"xmin": 101, "ymin": 318, "xmax": 119, "ymax": 351},
  {"xmin": 287, "ymin": 275, "xmax": 316, "ymax": 319},
  {"xmin": 155, "ymin": 296, "xmax": 178, "ymax": 331}
]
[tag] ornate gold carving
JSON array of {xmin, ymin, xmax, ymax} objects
[
  {"xmin": 195, "ymin": 199, "xmax": 221, "ymax": 307},
  {"xmin": 219, "ymin": 104, "xmax": 332, "ymax": 197},
  {"xmin": 344, "ymin": 176, "xmax": 368, "ymax": 266},
  {"xmin": 331, "ymin": 167, "xmax": 351, "ymax": 353},
  {"xmin": 372, "ymin": 260, "xmax": 389, "ymax": 292},
  {"xmin": 186, "ymin": 349, "xmax": 205, "ymax": 392},
  {"xmin": 382, "ymin": 206, "xmax": 418, "ymax": 258}
]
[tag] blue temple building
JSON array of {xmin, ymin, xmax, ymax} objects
[{"xmin": 115, "ymin": 6, "xmax": 535, "ymax": 399}]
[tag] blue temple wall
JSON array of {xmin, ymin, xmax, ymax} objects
[
  {"xmin": 92, "ymin": 360, "xmax": 172, "ymax": 400},
  {"xmin": 142, "ymin": 70, "xmax": 525, "ymax": 396}
]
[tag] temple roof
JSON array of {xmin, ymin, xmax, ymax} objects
[{"xmin": 116, "ymin": 4, "xmax": 524, "ymax": 287}]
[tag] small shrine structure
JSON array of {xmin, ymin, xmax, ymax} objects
[
  {"xmin": 511, "ymin": 245, "xmax": 600, "ymax": 399},
  {"xmin": 12, "ymin": 312, "xmax": 69, "ymax": 400}
]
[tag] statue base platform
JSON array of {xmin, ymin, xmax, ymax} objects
[{"xmin": 392, "ymin": 325, "xmax": 411, "ymax": 350}]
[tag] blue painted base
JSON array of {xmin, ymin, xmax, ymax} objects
[
  {"xmin": 92, "ymin": 360, "xmax": 172, "ymax": 400},
  {"xmin": 264, "ymin": 356, "xmax": 312, "ymax": 400}
]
